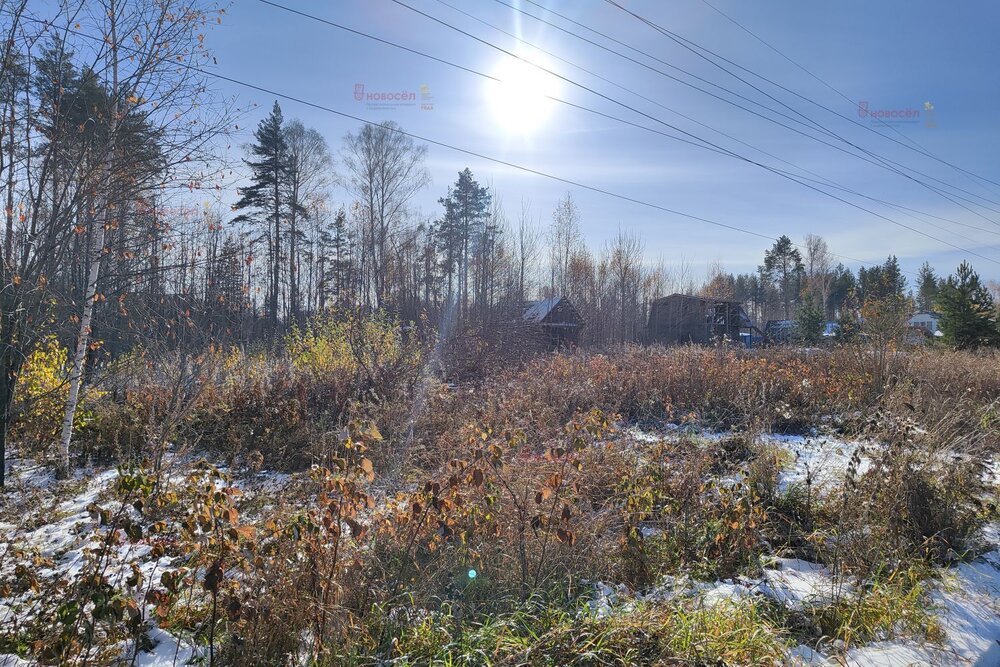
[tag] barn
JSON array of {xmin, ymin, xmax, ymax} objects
[
  {"xmin": 521, "ymin": 296, "xmax": 584, "ymax": 348},
  {"xmin": 647, "ymin": 294, "xmax": 754, "ymax": 345}
]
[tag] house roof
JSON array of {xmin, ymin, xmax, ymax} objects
[
  {"xmin": 522, "ymin": 296, "xmax": 582, "ymax": 326},
  {"xmin": 523, "ymin": 297, "xmax": 560, "ymax": 323}
]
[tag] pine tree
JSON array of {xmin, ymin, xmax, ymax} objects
[
  {"xmin": 763, "ymin": 235, "xmax": 804, "ymax": 319},
  {"xmin": 937, "ymin": 261, "xmax": 999, "ymax": 349},
  {"xmin": 328, "ymin": 207, "xmax": 351, "ymax": 306},
  {"xmin": 232, "ymin": 101, "xmax": 288, "ymax": 328},
  {"xmin": 437, "ymin": 168, "xmax": 490, "ymax": 320},
  {"xmin": 916, "ymin": 262, "xmax": 940, "ymax": 312},
  {"xmin": 859, "ymin": 256, "xmax": 906, "ymax": 303}
]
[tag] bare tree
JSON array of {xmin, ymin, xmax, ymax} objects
[
  {"xmin": 340, "ymin": 121, "xmax": 429, "ymax": 309},
  {"xmin": 804, "ymin": 233, "xmax": 834, "ymax": 314},
  {"xmin": 548, "ymin": 192, "xmax": 581, "ymax": 296},
  {"xmin": 513, "ymin": 200, "xmax": 540, "ymax": 304},
  {"xmin": 283, "ymin": 119, "xmax": 332, "ymax": 322},
  {"xmin": 38, "ymin": 0, "xmax": 233, "ymax": 479}
]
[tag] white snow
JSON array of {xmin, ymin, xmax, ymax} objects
[{"xmin": 758, "ymin": 558, "xmax": 853, "ymax": 610}]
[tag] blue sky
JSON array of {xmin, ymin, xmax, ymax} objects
[{"xmin": 205, "ymin": 0, "xmax": 1000, "ymax": 284}]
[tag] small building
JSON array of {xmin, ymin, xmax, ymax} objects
[
  {"xmin": 521, "ymin": 296, "xmax": 584, "ymax": 348},
  {"xmin": 908, "ymin": 311, "xmax": 941, "ymax": 335},
  {"xmin": 765, "ymin": 319, "xmax": 798, "ymax": 344},
  {"xmin": 648, "ymin": 294, "xmax": 754, "ymax": 345}
]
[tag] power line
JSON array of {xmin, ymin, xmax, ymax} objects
[
  {"xmin": 502, "ymin": 0, "xmax": 1000, "ymax": 225},
  {"xmin": 426, "ymin": 0, "xmax": 1000, "ymax": 243},
  {"xmin": 374, "ymin": 0, "xmax": 1000, "ymax": 265},
  {"xmin": 18, "ymin": 10, "xmax": 890, "ymax": 272},
  {"xmin": 598, "ymin": 0, "xmax": 1000, "ymax": 219},
  {"xmin": 694, "ymin": 0, "xmax": 1000, "ymax": 199},
  {"xmin": 27, "ymin": 10, "xmax": 988, "ymax": 277}
]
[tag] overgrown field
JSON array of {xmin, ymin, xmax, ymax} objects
[{"xmin": 2, "ymin": 326, "xmax": 1000, "ymax": 665}]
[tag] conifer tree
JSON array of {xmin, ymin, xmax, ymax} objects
[
  {"xmin": 916, "ymin": 262, "xmax": 940, "ymax": 312},
  {"xmin": 796, "ymin": 293, "xmax": 825, "ymax": 344},
  {"xmin": 763, "ymin": 235, "xmax": 804, "ymax": 319},
  {"xmin": 937, "ymin": 261, "xmax": 999, "ymax": 349},
  {"xmin": 233, "ymin": 101, "xmax": 289, "ymax": 327}
]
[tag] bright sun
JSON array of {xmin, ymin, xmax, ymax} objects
[{"xmin": 486, "ymin": 55, "xmax": 558, "ymax": 136}]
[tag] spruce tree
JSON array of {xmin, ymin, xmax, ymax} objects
[
  {"xmin": 915, "ymin": 262, "xmax": 940, "ymax": 312},
  {"xmin": 796, "ymin": 293, "xmax": 825, "ymax": 344},
  {"xmin": 233, "ymin": 101, "xmax": 288, "ymax": 327},
  {"xmin": 937, "ymin": 261, "xmax": 999, "ymax": 349}
]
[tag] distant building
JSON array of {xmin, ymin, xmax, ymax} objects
[
  {"xmin": 648, "ymin": 294, "xmax": 754, "ymax": 345},
  {"xmin": 908, "ymin": 311, "xmax": 942, "ymax": 336},
  {"xmin": 521, "ymin": 296, "xmax": 584, "ymax": 348},
  {"xmin": 764, "ymin": 319, "xmax": 797, "ymax": 344}
]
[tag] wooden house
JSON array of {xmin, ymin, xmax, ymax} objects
[
  {"xmin": 521, "ymin": 296, "xmax": 584, "ymax": 348},
  {"xmin": 647, "ymin": 294, "xmax": 754, "ymax": 345}
]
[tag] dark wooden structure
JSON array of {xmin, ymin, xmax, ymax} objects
[
  {"xmin": 521, "ymin": 296, "xmax": 584, "ymax": 348},
  {"xmin": 647, "ymin": 294, "xmax": 753, "ymax": 345}
]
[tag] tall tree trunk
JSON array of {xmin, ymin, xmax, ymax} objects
[
  {"xmin": 56, "ymin": 0, "xmax": 118, "ymax": 480},
  {"xmin": 0, "ymin": 295, "xmax": 20, "ymax": 489},
  {"xmin": 3, "ymin": 101, "xmax": 13, "ymax": 274},
  {"xmin": 289, "ymin": 198, "xmax": 298, "ymax": 322}
]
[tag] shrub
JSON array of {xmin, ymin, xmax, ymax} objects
[{"xmin": 11, "ymin": 336, "xmax": 98, "ymax": 458}]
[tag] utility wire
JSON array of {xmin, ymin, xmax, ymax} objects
[
  {"xmin": 19, "ymin": 11, "xmax": 895, "ymax": 273},
  {"xmin": 29, "ymin": 11, "xmax": 984, "ymax": 276},
  {"xmin": 428, "ymin": 0, "xmax": 1000, "ymax": 243},
  {"xmin": 504, "ymin": 0, "xmax": 1000, "ymax": 223},
  {"xmin": 375, "ymin": 0, "xmax": 1000, "ymax": 265},
  {"xmin": 599, "ymin": 0, "xmax": 1000, "ymax": 218},
  {"xmin": 699, "ymin": 0, "xmax": 1000, "ymax": 198}
]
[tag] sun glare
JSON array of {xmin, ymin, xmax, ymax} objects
[{"xmin": 486, "ymin": 54, "xmax": 558, "ymax": 136}]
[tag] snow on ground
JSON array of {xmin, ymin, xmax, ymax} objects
[
  {"xmin": 617, "ymin": 428, "xmax": 1000, "ymax": 666},
  {"xmin": 0, "ymin": 459, "xmax": 276, "ymax": 666},
  {"xmin": 762, "ymin": 433, "xmax": 870, "ymax": 493},
  {"xmin": 757, "ymin": 558, "xmax": 853, "ymax": 610},
  {"xmin": 626, "ymin": 424, "xmax": 870, "ymax": 493}
]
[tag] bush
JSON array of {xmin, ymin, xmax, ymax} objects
[{"xmin": 11, "ymin": 335, "xmax": 99, "ymax": 458}]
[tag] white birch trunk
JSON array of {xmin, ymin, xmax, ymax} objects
[{"xmin": 56, "ymin": 0, "xmax": 118, "ymax": 479}]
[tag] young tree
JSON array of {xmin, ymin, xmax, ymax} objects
[
  {"xmin": 836, "ymin": 289, "xmax": 861, "ymax": 343},
  {"xmin": 937, "ymin": 261, "xmax": 999, "ymax": 349},
  {"xmin": 796, "ymin": 293, "xmax": 826, "ymax": 344},
  {"xmin": 916, "ymin": 261, "xmax": 940, "ymax": 312},
  {"xmin": 233, "ymin": 101, "xmax": 289, "ymax": 328}
]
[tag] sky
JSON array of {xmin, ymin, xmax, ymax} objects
[{"xmin": 202, "ymin": 0, "xmax": 1000, "ymax": 284}]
